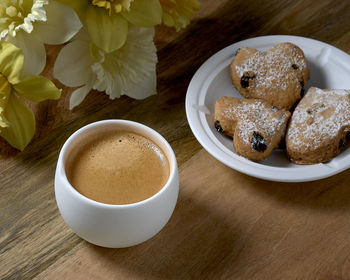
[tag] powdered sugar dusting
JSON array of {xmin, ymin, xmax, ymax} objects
[
  {"xmin": 287, "ymin": 87, "xmax": 350, "ymax": 149},
  {"xmin": 223, "ymin": 100, "xmax": 290, "ymax": 145},
  {"xmin": 235, "ymin": 44, "xmax": 306, "ymax": 91},
  {"xmin": 314, "ymin": 87, "xmax": 349, "ymax": 96}
]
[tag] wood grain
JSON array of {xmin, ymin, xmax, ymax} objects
[
  {"xmin": 35, "ymin": 150, "xmax": 350, "ymax": 280},
  {"xmin": 1, "ymin": 0, "xmax": 350, "ymax": 279}
]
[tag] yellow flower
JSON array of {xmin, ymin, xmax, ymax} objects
[
  {"xmin": 57, "ymin": 0, "xmax": 162, "ymax": 53},
  {"xmin": 160, "ymin": 0, "xmax": 200, "ymax": 31},
  {"xmin": 0, "ymin": 41, "xmax": 61, "ymax": 150},
  {"xmin": 54, "ymin": 27, "xmax": 157, "ymax": 109},
  {"xmin": 91, "ymin": 0, "xmax": 132, "ymax": 15},
  {"xmin": 0, "ymin": 0, "xmax": 82, "ymax": 76}
]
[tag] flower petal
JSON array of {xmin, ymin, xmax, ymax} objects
[
  {"xmin": 56, "ymin": 0, "xmax": 89, "ymax": 19},
  {"xmin": 86, "ymin": 6, "xmax": 128, "ymax": 53},
  {"xmin": 124, "ymin": 69, "xmax": 157, "ymax": 99},
  {"xmin": 0, "ymin": 41, "xmax": 23, "ymax": 84},
  {"xmin": 160, "ymin": 0, "xmax": 200, "ymax": 30},
  {"xmin": 0, "ymin": 0, "xmax": 48, "ymax": 38},
  {"xmin": 91, "ymin": 26, "xmax": 157, "ymax": 99},
  {"xmin": 13, "ymin": 76, "xmax": 61, "ymax": 102},
  {"xmin": 7, "ymin": 31, "xmax": 46, "ymax": 76},
  {"xmin": 53, "ymin": 40, "xmax": 93, "ymax": 87},
  {"xmin": 69, "ymin": 83, "xmax": 93, "ymax": 110},
  {"xmin": 33, "ymin": 0, "xmax": 82, "ymax": 45},
  {"xmin": 0, "ymin": 93, "xmax": 35, "ymax": 151},
  {"xmin": 73, "ymin": 27, "xmax": 90, "ymax": 42},
  {"xmin": 121, "ymin": 0, "xmax": 162, "ymax": 27}
]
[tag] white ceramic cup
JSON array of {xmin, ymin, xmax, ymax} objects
[{"xmin": 55, "ymin": 120, "xmax": 179, "ymax": 248}]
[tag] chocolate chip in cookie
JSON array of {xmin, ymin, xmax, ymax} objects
[
  {"xmin": 251, "ymin": 132, "xmax": 267, "ymax": 152},
  {"xmin": 214, "ymin": 96, "xmax": 290, "ymax": 161},
  {"xmin": 230, "ymin": 42, "xmax": 310, "ymax": 110}
]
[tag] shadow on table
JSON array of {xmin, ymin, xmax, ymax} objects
[
  {"xmin": 240, "ymin": 168, "xmax": 350, "ymax": 211},
  {"xmin": 87, "ymin": 188, "xmax": 244, "ymax": 279},
  {"xmin": 86, "ymin": 165, "xmax": 350, "ymax": 278}
]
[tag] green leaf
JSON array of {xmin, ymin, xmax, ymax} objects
[
  {"xmin": 0, "ymin": 74, "xmax": 11, "ymax": 127},
  {"xmin": 0, "ymin": 93, "xmax": 35, "ymax": 151},
  {"xmin": 122, "ymin": 0, "xmax": 162, "ymax": 27},
  {"xmin": 0, "ymin": 41, "xmax": 24, "ymax": 84},
  {"xmin": 0, "ymin": 76, "xmax": 11, "ymax": 128},
  {"xmin": 13, "ymin": 76, "xmax": 61, "ymax": 102},
  {"xmin": 86, "ymin": 6, "xmax": 128, "ymax": 53}
]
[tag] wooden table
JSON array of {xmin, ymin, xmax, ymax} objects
[{"xmin": 2, "ymin": 0, "xmax": 350, "ymax": 279}]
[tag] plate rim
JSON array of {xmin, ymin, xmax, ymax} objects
[{"xmin": 185, "ymin": 35, "xmax": 350, "ymax": 182}]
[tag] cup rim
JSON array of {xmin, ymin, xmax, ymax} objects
[{"xmin": 58, "ymin": 119, "xmax": 178, "ymax": 208}]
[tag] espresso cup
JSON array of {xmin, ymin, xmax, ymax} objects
[{"xmin": 55, "ymin": 120, "xmax": 179, "ymax": 248}]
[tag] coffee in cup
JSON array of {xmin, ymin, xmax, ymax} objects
[
  {"xmin": 66, "ymin": 130, "xmax": 170, "ymax": 205},
  {"xmin": 55, "ymin": 120, "xmax": 179, "ymax": 248}
]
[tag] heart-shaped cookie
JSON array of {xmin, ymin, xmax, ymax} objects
[
  {"xmin": 230, "ymin": 42, "xmax": 310, "ymax": 110},
  {"xmin": 214, "ymin": 97, "xmax": 291, "ymax": 162},
  {"xmin": 286, "ymin": 87, "xmax": 350, "ymax": 164}
]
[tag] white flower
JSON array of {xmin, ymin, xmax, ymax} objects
[
  {"xmin": 54, "ymin": 26, "xmax": 157, "ymax": 110},
  {"xmin": 0, "ymin": 0, "xmax": 82, "ymax": 76}
]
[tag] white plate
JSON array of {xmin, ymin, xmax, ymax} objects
[{"xmin": 185, "ymin": 35, "xmax": 350, "ymax": 182}]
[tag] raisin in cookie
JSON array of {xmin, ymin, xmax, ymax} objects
[
  {"xmin": 286, "ymin": 87, "xmax": 350, "ymax": 164},
  {"xmin": 230, "ymin": 42, "xmax": 309, "ymax": 110},
  {"xmin": 214, "ymin": 97, "xmax": 291, "ymax": 161}
]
